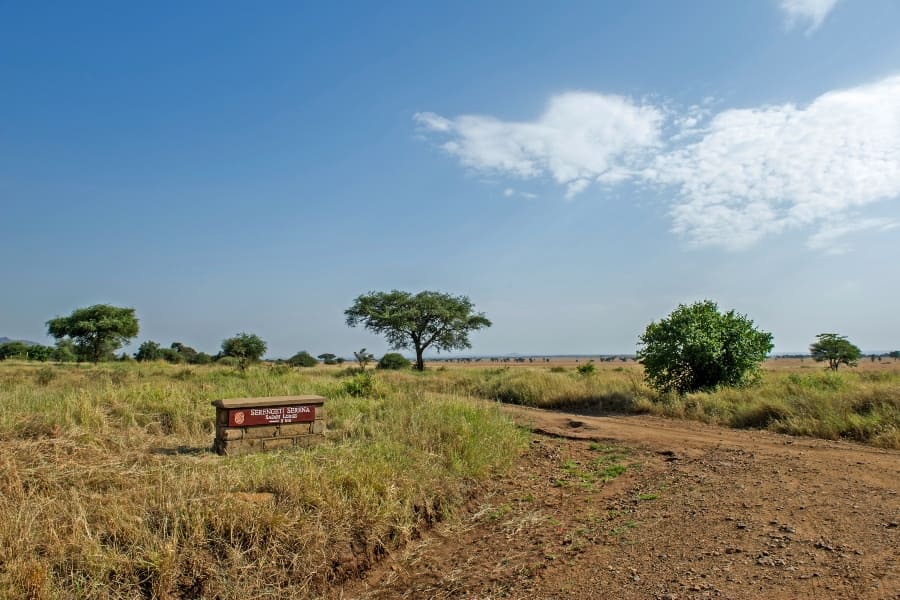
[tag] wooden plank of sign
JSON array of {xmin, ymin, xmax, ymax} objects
[{"xmin": 227, "ymin": 404, "xmax": 315, "ymax": 427}]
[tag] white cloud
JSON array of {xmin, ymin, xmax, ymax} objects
[
  {"xmin": 806, "ymin": 218, "xmax": 898, "ymax": 254},
  {"xmin": 416, "ymin": 74, "xmax": 900, "ymax": 251},
  {"xmin": 414, "ymin": 91, "xmax": 664, "ymax": 191},
  {"xmin": 501, "ymin": 187, "xmax": 539, "ymax": 199},
  {"xmin": 779, "ymin": 0, "xmax": 839, "ymax": 33},
  {"xmin": 655, "ymin": 75, "xmax": 900, "ymax": 249}
]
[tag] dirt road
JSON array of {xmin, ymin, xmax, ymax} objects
[{"xmin": 332, "ymin": 407, "xmax": 899, "ymax": 599}]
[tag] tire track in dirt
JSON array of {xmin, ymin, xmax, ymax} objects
[{"xmin": 332, "ymin": 408, "xmax": 900, "ymax": 599}]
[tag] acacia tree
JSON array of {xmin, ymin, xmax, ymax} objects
[
  {"xmin": 637, "ymin": 300, "xmax": 773, "ymax": 395},
  {"xmin": 317, "ymin": 353, "xmax": 337, "ymax": 365},
  {"xmin": 353, "ymin": 348, "xmax": 374, "ymax": 370},
  {"xmin": 46, "ymin": 304, "xmax": 139, "ymax": 363},
  {"xmin": 345, "ymin": 290, "xmax": 492, "ymax": 371},
  {"xmin": 809, "ymin": 333, "xmax": 861, "ymax": 371},
  {"xmin": 221, "ymin": 333, "xmax": 267, "ymax": 371}
]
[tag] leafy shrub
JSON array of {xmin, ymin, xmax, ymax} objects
[
  {"xmin": 288, "ymin": 351, "xmax": 318, "ymax": 368},
  {"xmin": 638, "ymin": 300, "xmax": 773, "ymax": 395},
  {"xmin": 134, "ymin": 341, "xmax": 162, "ymax": 362},
  {"xmin": 216, "ymin": 356, "xmax": 239, "ymax": 368},
  {"xmin": 377, "ymin": 352, "xmax": 411, "ymax": 370},
  {"xmin": 576, "ymin": 362, "xmax": 596, "ymax": 375},
  {"xmin": 270, "ymin": 364, "xmax": 292, "ymax": 376},
  {"xmin": 343, "ymin": 372, "xmax": 376, "ymax": 397},
  {"xmin": 35, "ymin": 367, "xmax": 56, "ymax": 385},
  {"xmin": 786, "ymin": 372, "xmax": 846, "ymax": 391}
]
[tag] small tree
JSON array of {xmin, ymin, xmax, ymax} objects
[
  {"xmin": 317, "ymin": 353, "xmax": 338, "ymax": 365},
  {"xmin": 353, "ymin": 348, "xmax": 374, "ymax": 370},
  {"xmin": 135, "ymin": 340, "xmax": 162, "ymax": 362},
  {"xmin": 46, "ymin": 304, "xmax": 139, "ymax": 363},
  {"xmin": 221, "ymin": 333, "xmax": 267, "ymax": 371},
  {"xmin": 810, "ymin": 333, "xmax": 861, "ymax": 371},
  {"xmin": 288, "ymin": 351, "xmax": 318, "ymax": 367},
  {"xmin": 377, "ymin": 352, "xmax": 411, "ymax": 370},
  {"xmin": 52, "ymin": 339, "xmax": 77, "ymax": 362},
  {"xmin": 28, "ymin": 345, "xmax": 54, "ymax": 362},
  {"xmin": 889, "ymin": 350, "xmax": 900, "ymax": 362},
  {"xmin": 637, "ymin": 300, "xmax": 773, "ymax": 395},
  {"xmin": 345, "ymin": 290, "xmax": 492, "ymax": 371}
]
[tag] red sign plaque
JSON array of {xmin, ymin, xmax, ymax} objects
[{"xmin": 228, "ymin": 405, "xmax": 315, "ymax": 427}]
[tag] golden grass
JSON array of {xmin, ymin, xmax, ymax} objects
[
  {"xmin": 0, "ymin": 362, "xmax": 527, "ymax": 599},
  {"xmin": 2, "ymin": 358, "xmax": 898, "ymax": 598},
  {"xmin": 375, "ymin": 361, "xmax": 900, "ymax": 448}
]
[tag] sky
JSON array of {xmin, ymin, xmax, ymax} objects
[{"xmin": 2, "ymin": 0, "xmax": 899, "ymax": 357}]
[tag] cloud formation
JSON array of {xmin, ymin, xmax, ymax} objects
[
  {"xmin": 416, "ymin": 75, "xmax": 900, "ymax": 251},
  {"xmin": 779, "ymin": 0, "xmax": 839, "ymax": 33},
  {"xmin": 415, "ymin": 92, "xmax": 663, "ymax": 199}
]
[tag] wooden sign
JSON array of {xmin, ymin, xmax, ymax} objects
[
  {"xmin": 211, "ymin": 395, "xmax": 326, "ymax": 456},
  {"xmin": 228, "ymin": 405, "xmax": 315, "ymax": 427}
]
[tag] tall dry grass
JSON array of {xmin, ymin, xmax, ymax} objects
[
  {"xmin": 0, "ymin": 361, "xmax": 527, "ymax": 599},
  {"xmin": 375, "ymin": 363, "xmax": 900, "ymax": 448}
]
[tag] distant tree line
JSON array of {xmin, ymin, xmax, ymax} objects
[{"xmin": 3, "ymin": 300, "xmax": 897, "ymax": 399}]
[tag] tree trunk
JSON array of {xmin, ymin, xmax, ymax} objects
[{"xmin": 415, "ymin": 346, "xmax": 425, "ymax": 371}]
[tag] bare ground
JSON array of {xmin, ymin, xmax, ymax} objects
[{"xmin": 330, "ymin": 406, "xmax": 900, "ymax": 599}]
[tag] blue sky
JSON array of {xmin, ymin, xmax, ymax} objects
[{"xmin": 2, "ymin": 0, "xmax": 899, "ymax": 357}]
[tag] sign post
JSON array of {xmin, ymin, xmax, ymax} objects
[{"xmin": 211, "ymin": 395, "xmax": 326, "ymax": 455}]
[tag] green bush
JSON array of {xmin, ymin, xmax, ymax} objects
[
  {"xmin": 576, "ymin": 362, "xmax": 596, "ymax": 375},
  {"xmin": 288, "ymin": 351, "xmax": 318, "ymax": 368},
  {"xmin": 216, "ymin": 356, "xmax": 239, "ymax": 368},
  {"xmin": 343, "ymin": 371, "xmax": 376, "ymax": 397},
  {"xmin": 638, "ymin": 300, "xmax": 773, "ymax": 395},
  {"xmin": 377, "ymin": 352, "xmax": 411, "ymax": 370}
]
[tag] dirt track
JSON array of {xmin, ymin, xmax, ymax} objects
[{"xmin": 333, "ymin": 407, "xmax": 900, "ymax": 599}]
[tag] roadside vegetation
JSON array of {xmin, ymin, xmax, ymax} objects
[
  {"xmin": 382, "ymin": 362, "xmax": 900, "ymax": 449},
  {"xmin": 0, "ymin": 361, "xmax": 527, "ymax": 599}
]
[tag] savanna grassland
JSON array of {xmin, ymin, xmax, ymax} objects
[
  {"xmin": 1, "ymin": 358, "xmax": 898, "ymax": 599},
  {"xmin": 419, "ymin": 358, "xmax": 900, "ymax": 448},
  {"xmin": 0, "ymin": 361, "xmax": 527, "ymax": 599}
]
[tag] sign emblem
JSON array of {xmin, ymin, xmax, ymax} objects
[{"xmin": 234, "ymin": 411, "xmax": 245, "ymax": 425}]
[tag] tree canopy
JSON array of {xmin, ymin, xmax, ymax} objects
[
  {"xmin": 810, "ymin": 333, "xmax": 861, "ymax": 371},
  {"xmin": 345, "ymin": 290, "xmax": 492, "ymax": 370},
  {"xmin": 377, "ymin": 352, "xmax": 411, "ymax": 370},
  {"xmin": 46, "ymin": 304, "xmax": 139, "ymax": 363},
  {"xmin": 317, "ymin": 353, "xmax": 338, "ymax": 365},
  {"xmin": 0, "ymin": 341, "xmax": 31, "ymax": 361},
  {"xmin": 637, "ymin": 300, "xmax": 773, "ymax": 395},
  {"xmin": 288, "ymin": 351, "xmax": 318, "ymax": 367},
  {"xmin": 134, "ymin": 341, "xmax": 162, "ymax": 362},
  {"xmin": 221, "ymin": 333, "xmax": 267, "ymax": 371}
]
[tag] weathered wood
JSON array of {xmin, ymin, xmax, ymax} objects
[{"xmin": 212, "ymin": 395, "xmax": 325, "ymax": 409}]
